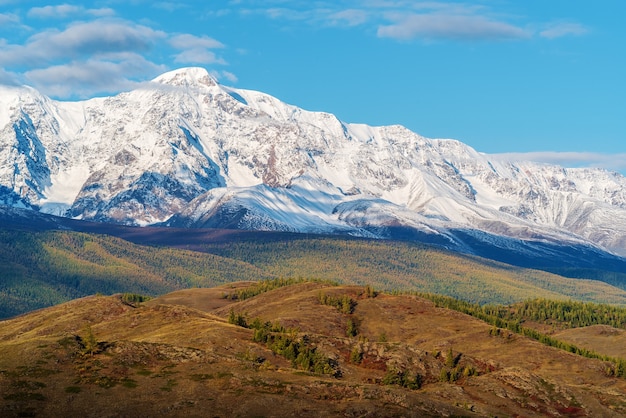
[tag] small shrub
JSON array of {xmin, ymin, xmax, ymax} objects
[
  {"xmin": 439, "ymin": 368, "xmax": 450, "ymax": 382},
  {"xmin": 121, "ymin": 378, "xmax": 138, "ymax": 388},
  {"xmin": 160, "ymin": 379, "xmax": 177, "ymax": 392},
  {"xmin": 189, "ymin": 373, "xmax": 214, "ymax": 381},
  {"xmin": 3, "ymin": 392, "xmax": 47, "ymax": 401},
  {"xmin": 121, "ymin": 293, "xmax": 151, "ymax": 304},
  {"xmin": 383, "ymin": 368, "xmax": 421, "ymax": 389},
  {"xmin": 350, "ymin": 346, "xmax": 363, "ymax": 364}
]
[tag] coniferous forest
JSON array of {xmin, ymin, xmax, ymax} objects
[{"xmin": 2, "ymin": 228, "xmax": 626, "ymax": 318}]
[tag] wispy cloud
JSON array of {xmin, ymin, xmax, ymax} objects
[
  {"xmin": 540, "ymin": 22, "xmax": 589, "ymax": 39},
  {"xmin": 169, "ymin": 34, "xmax": 224, "ymax": 50},
  {"xmin": 327, "ymin": 9, "xmax": 368, "ymax": 27},
  {"xmin": 173, "ymin": 49, "xmax": 226, "ymax": 65},
  {"xmin": 0, "ymin": 12, "xmax": 19, "ymax": 25},
  {"xmin": 246, "ymin": 1, "xmax": 586, "ymax": 42},
  {"xmin": 27, "ymin": 4, "xmax": 115, "ymax": 19},
  {"xmin": 0, "ymin": 67, "xmax": 20, "ymax": 86},
  {"xmin": 377, "ymin": 12, "xmax": 530, "ymax": 40},
  {"xmin": 204, "ymin": 69, "xmax": 239, "ymax": 85},
  {"xmin": 153, "ymin": 2, "xmax": 190, "ymax": 12},
  {"xmin": 169, "ymin": 34, "xmax": 226, "ymax": 65},
  {"xmin": 492, "ymin": 151, "xmax": 626, "ymax": 173}
]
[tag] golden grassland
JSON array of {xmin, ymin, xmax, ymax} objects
[{"xmin": 2, "ymin": 282, "xmax": 626, "ymax": 417}]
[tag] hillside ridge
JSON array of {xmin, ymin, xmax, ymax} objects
[{"xmin": 2, "ymin": 282, "xmax": 626, "ymax": 417}]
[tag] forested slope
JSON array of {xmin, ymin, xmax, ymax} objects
[
  {"xmin": 0, "ymin": 230, "xmax": 268, "ymax": 318},
  {"xmin": 2, "ymin": 228, "xmax": 626, "ymax": 318}
]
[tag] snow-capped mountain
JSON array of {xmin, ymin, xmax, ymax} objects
[{"xmin": 2, "ymin": 67, "xmax": 626, "ymax": 262}]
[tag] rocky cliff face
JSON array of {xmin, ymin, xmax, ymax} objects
[{"xmin": 1, "ymin": 67, "xmax": 626, "ymax": 257}]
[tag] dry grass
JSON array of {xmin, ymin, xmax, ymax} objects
[
  {"xmin": 554, "ymin": 325, "xmax": 626, "ymax": 359},
  {"xmin": 1, "ymin": 282, "xmax": 626, "ymax": 417}
]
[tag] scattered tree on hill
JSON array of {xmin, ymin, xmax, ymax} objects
[
  {"xmin": 228, "ymin": 309, "xmax": 248, "ymax": 327},
  {"xmin": 364, "ymin": 285, "xmax": 378, "ymax": 298},
  {"xmin": 350, "ymin": 345, "xmax": 363, "ymax": 364},
  {"xmin": 346, "ymin": 318, "xmax": 358, "ymax": 337},
  {"xmin": 81, "ymin": 325, "xmax": 98, "ymax": 356},
  {"xmin": 445, "ymin": 348, "xmax": 459, "ymax": 368},
  {"xmin": 318, "ymin": 292, "xmax": 356, "ymax": 314}
]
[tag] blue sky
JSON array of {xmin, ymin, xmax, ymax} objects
[{"xmin": 1, "ymin": 1, "xmax": 625, "ymax": 172}]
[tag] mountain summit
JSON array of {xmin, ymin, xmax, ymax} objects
[
  {"xmin": 1, "ymin": 67, "xmax": 626, "ymax": 266},
  {"xmin": 152, "ymin": 67, "xmax": 219, "ymax": 88}
]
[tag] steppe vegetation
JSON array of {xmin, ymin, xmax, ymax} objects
[{"xmin": 2, "ymin": 280, "xmax": 626, "ymax": 417}]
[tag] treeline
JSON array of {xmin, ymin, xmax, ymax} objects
[
  {"xmin": 223, "ymin": 277, "xmax": 337, "ymax": 301},
  {"xmin": 512, "ymin": 298, "xmax": 626, "ymax": 329},
  {"xmin": 414, "ymin": 292, "xmax": 626, "ymax": 378}
]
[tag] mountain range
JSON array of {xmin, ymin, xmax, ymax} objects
[{"xmin": 2, "ymin": 67, "xmax": 626, "ymax": 276}]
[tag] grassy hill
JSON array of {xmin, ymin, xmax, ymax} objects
[
  {"xmin": 1, "ymin": 282, "xmax": 626, "ymax": 417},
  {"xmin": 3, "ymin": 228, "xmax": 626, "ymax": 318}
]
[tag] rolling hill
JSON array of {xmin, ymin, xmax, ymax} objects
[{"xmin": 1, "ymin": 281, "xmax": 626, "ymax": 417}]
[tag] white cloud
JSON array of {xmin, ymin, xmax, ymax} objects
[
  {"xmin": 492, "ymin": 151, "xmax": 626, "ymax": 173},
  {"xmin": 0, "ymin": 67, "xmax": 20, "ymax": 85},
  {"xmin": 174, "ymin": 49, "xmax": 226, "ymax": 65},
  {"xmin": 24, "ymin": 55, "xmax": 167, "ymax": 98},
  {"xmin": 169, "ymin": 34, "xmax": 226, "ymax": 65},
  {"xmin": 88, "ymin": 8, "xmax": 117, "ymax": 18},
  {"xmin": 0, "ymin": 19, "xmax": 174, "ymax": 98},
  {"xmin": 154, "ymin": 2, "xmax": 189, "ymax": 12},
  {"xmin": 540, "ymin": 23, "xmax": 589, "ymax": 39},
  {"xmin": 327, "ymin": 9, "xmax": 369, "ymax": 27},
  {"xmin": 27, "ymin": 4, "xmax": 115, "ymax": 19},
  {"xmin": 377, "ymin": 12, "xmax": 530, "ymax": 40},
  {"xmin": 207, "ymin": 70, "xmax": 238, "ymax": 84},
  {"xmin": 169, "ymin": 34, "xmax": 224, "ymax": 50},
  {"xmin": 0, "ymin": 19, "xmax": 166, "ymax": 67},
  {"xmin": 0, "ymin": 15, "xmax": 233, "ymax": 98},
  {"xmin": 219, "ymin": 70, "xmax": 238, "ymax": 83},
  {"xmin": 28, "ymin": 5, "xmax": 83, "ymax": 19},
  {"xmin": 247, "ymin": 2, "xmax": 587, "ymax": 42},
  {"xmin": 0, "ymin": 12, "xmax": 19, "ymax": 25}
]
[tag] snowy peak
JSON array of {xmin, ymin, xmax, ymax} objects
[
  {"xmin": 152, "ymin": 67, "xmax": 218, "ymax": 88},
  {"xmin": 1, "ymin": 67, "xmax": 626, "ymax": 261}
]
